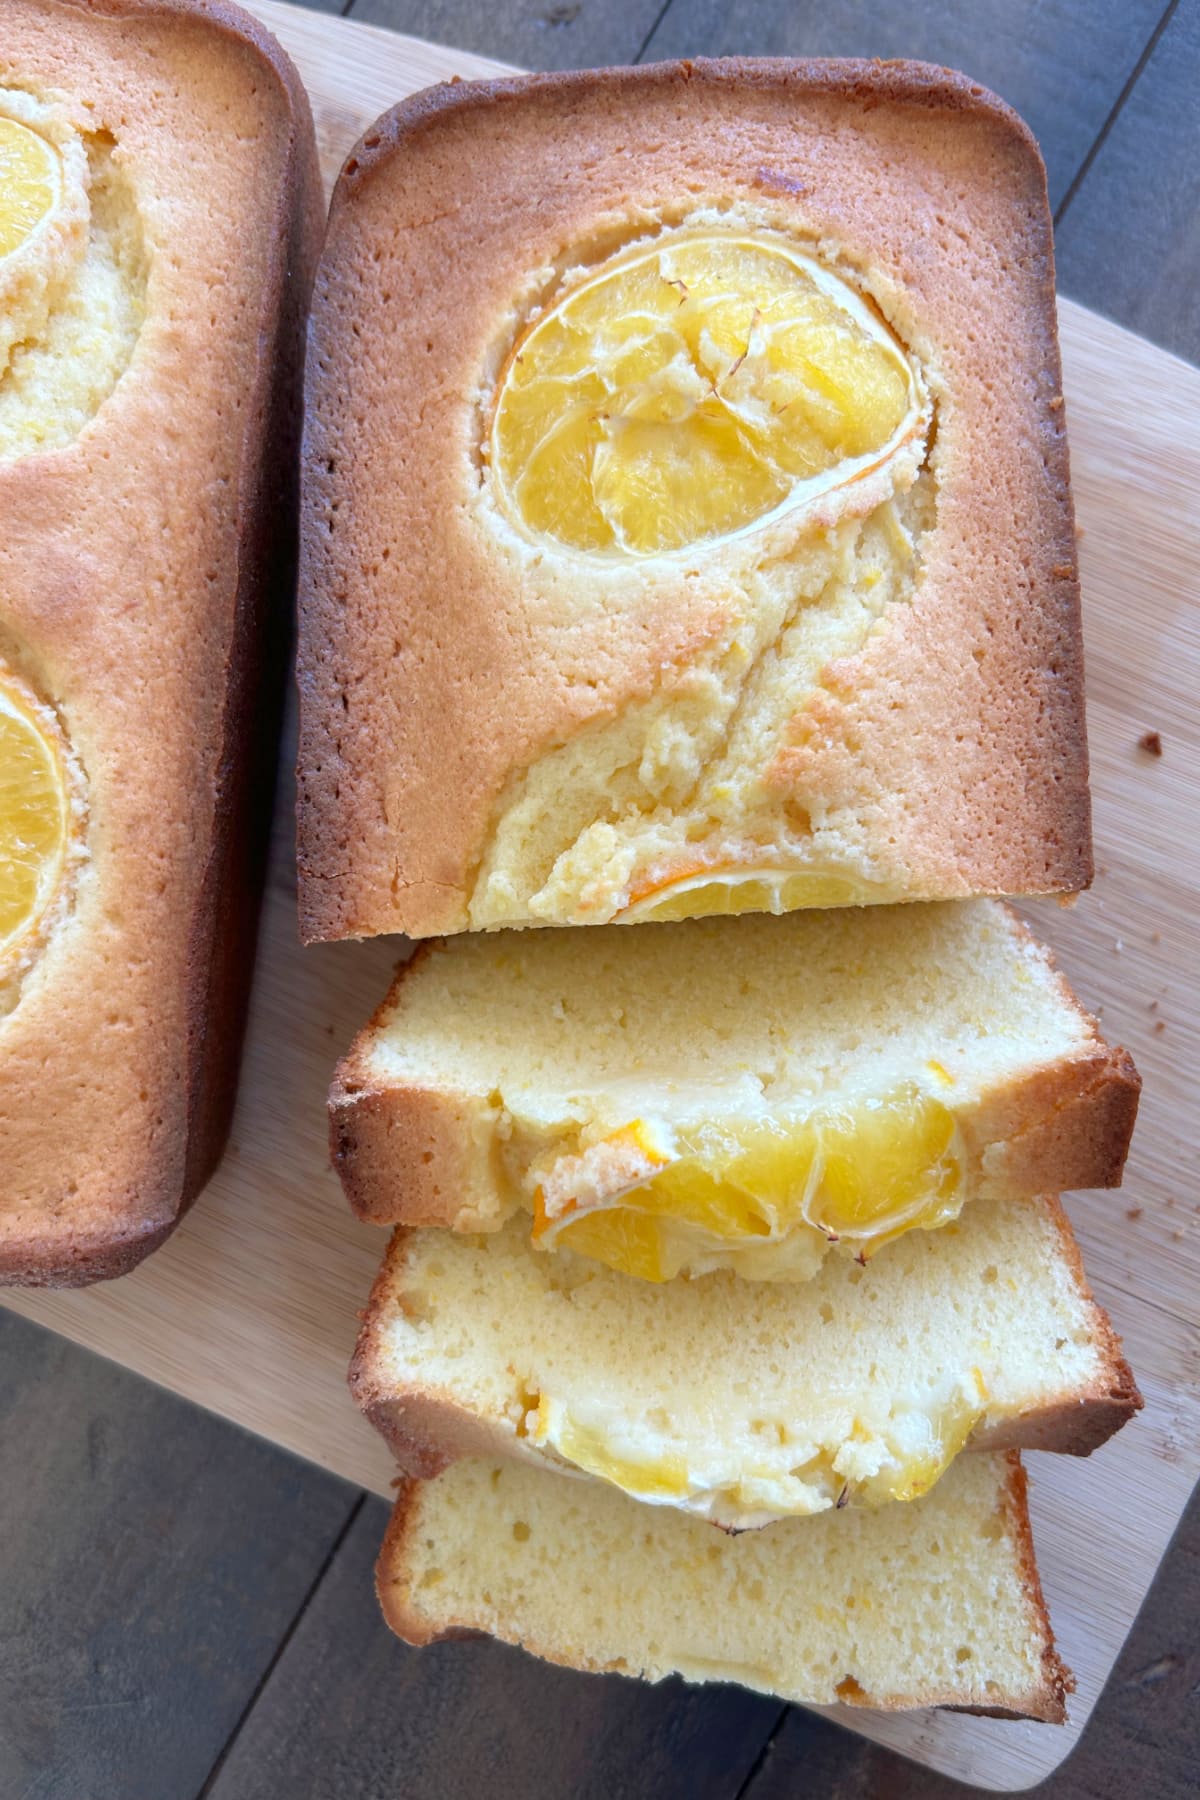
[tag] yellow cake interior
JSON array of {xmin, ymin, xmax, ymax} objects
[{"xmin": 370, "ymin": 1196, "xmax": 1105, "ymax": 1527}]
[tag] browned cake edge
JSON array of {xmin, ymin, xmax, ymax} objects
[{"xmin": 2, "ymin": 0, "xmax": 324, "ymax": 1287}]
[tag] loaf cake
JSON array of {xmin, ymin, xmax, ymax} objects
[
  {"xmin": 308, "ymin": 62, "xmax": 1135, "ymax": 1725},
  {"xmin": 352, "ymin": 1197, "xmax": 1138, "ymax": 1529},
  {"xmin": 299, "ymin": 59, "xmax": 1089, "ymax": 940},
  {"xmin": 0, "ymin": 0, "xmax": 321, "ymax": 1283},
  {"xmin": 377, "ymin": 1452, "xmax": 1072, "ymax": 1721},
  {"xmin": 331, "ymin": 901, "xmax": 1137, "ymax": 1280}
]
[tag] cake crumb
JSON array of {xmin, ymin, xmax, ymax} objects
[
  {"xmin": 1138, "ymin": 730, "xmax": 1163, "ymax": 757},
  {"xmin": 1154, "ymin": 1019, "xmax": 1166, "ymax": 1034},
  {"xmin": 1126, "ymin": 1206, "xmax": 1143, "ymax": 1221}
]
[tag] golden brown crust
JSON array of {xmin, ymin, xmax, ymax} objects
[
  {"xmin": 974, "ymin": 1193, "xmax": 1143, "ymax": 1457},
  {"xmin": 331, "ymin": 1082, "xmax": 490, "ymax": 1229},
  {"xmin": 299, "ymin": 57, "xmax": 1089, "ymax": 941},
  {"xmin": 0, "ymin": 0, "xmax": 322, "ymax": 1285},
  {"xmin": 374, "ymin": 1451, "xmax": 1071, "ymax": 1719},
  {"xmin": 377, "ymin": 1479, "xmax": 444, "ymax": 1651},
  {"xmin": 982, "ymin": 1045, "xmax": 1141, "ymax": 1194},
  {"xmin": 1001, "ymin": 1454, "xmax": 1073, "ymax": 1722},
  {"xmin": 346, "ymin": 1232, "xmax": 463, "ymax": 1482}
]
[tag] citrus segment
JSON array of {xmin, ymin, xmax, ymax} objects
[
  {"xmin": 530, "ymin": 1382, "xmax": 987, "ymax": 1519},
  {"xmin": 532, "ymin": 1086, "xmax": 963, "ymax": 1283},
  {"xmin": 492, "ymin": 231, "xmax": 920, "ymax": 555},
  {"xmin": 620, "ymin": 866, "xmax": 881, "ymax": 923},
  {"xmin": 533, "ymin": 1192, "xmax": 670, "ymax": 1284},
  {"xmin": 881, "ymin": 1392, "xmax": 986, "ymax": 1505},
  {"xmin": 0, "ymin": 117, "xmax": 59, "ymax": 259},
  {"xmin": 533, "ymin": 1400, "xmax": 692, "ymax": 1501},
  {"xmin": 0, "ymin": 677, "xmax": 69, "ymax": 958},
  {"xmin": 805, "ymin": 1092, "xmax": 960, "ymax": 1241}
]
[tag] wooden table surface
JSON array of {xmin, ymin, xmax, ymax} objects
[{"xmin": 3, "ymin": 2, "xmax": 1198, "ymax": 1797}]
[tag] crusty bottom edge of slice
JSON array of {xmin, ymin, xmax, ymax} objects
[{"xmin": 375, "ymin": 1451, "xmax": 1072, "ymax": 1723}]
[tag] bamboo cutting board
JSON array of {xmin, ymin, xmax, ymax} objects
[{"xmin": 6, "ymin": 3, "xmax": 1199, "ymax": 1789}]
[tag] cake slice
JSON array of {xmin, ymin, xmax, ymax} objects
[
  {"xmin": 332, "ymin": 901, "xmax": 1137, "ymax": 1283},
  {"xmin": 377, "ymin": 1452, "xmax": 1072, "ymax": 1721},
  {"xmin": 352, "ymin": 1198, "xmax": 1139, "ymax": 1530},
  {"xmin": 300, "ymin": 60, "xmax": 1089, "ymax": 940}
]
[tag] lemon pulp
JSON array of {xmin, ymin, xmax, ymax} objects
[
  {"xmin": 882, "ymin": 1397, "xmax": 985, "ymax": 1504},
  {"xmin": 0, "ymin": 676, "xmax": 70, "ymax": 959},
  {"xmin": 0, "ymin": 117, "xmax": 59, "ymax": 259},
  {"xmin": 492, "ymin": 231, "xmax": 919, "ymax": 556},
  {"xmin": 621, "ymin": 866, "xmax": 882, "ymax": 923},
  {"xmin": 531, "ymin": 1382, "xmax": 987, "ymax": 1522},
  {"xmin": 532, "ymin": 1085, "xmax": 962, "ymax": 1283},
  {"xmin": 534, "ymin": 1402, "xmax": 693, "ymax": 1501}
]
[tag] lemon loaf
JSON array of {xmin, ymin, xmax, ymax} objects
[
  {"xmin": 331, "ymin": 901, "xmax": 1137, "ymax": 1283},
  {"xmin": 352, "ymin": 1197, "xmax": 1138, "ymax": 1531},
  {"xmin": 377, "ymin": 1452, "xmax": 1071, "ymax": 1721},
  {"xmin": 299, "ymin": 60, "xmax": 1090, "ymax": 940},
  {"xmin": 0, "ymin": 0, "xmax": 321, "ymax": 1284}
]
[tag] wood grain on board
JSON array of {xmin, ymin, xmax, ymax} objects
[{"xmin": 3, "ymin": 2, "xmax": 1198, "ymax": 1792}]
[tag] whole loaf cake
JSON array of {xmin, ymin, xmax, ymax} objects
[
  {"xmin": 299, "ymin": 60, "xmax": 1090, "ymax": 939},
  {"xmin": 0, "ymin": 0, "xmax": 321, "ymax": 1283}
]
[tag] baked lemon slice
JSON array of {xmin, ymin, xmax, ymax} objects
[
  {"xmin": 492, "ymin": 230, "xmax": 922, "ymax": 556},
  {"xmin": 620, "ymin": 865, "xmax": 884, "ymax": 923},
  {"xmin": 532, "ymin": 1086, "xmax": 964, "ymax": 1283},
  {"xmin": 0, "ymin": 675, "xmax": 70, "ymax": 960},
  {"xmin": 0, "ymin": 116, "xmax": 60, "ymax": 259},
  {"xmin": 529, "ymin": 1381, "xmax": 987, "ymax": 1521}
]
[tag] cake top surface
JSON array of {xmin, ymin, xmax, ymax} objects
[{"xmin": 299, "ymin": 57, "xmax": 1089, "ymax": 942}]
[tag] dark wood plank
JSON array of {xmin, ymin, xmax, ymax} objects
[
  {"xmin": 205, "ymin": 1495, "xmax": 781, "ymax": 1800},
  {"xmin": 741, "ymin": 1473, "xmax": 1200, "ymax": 1800},
  {"xmin": 640, "ymin": 0, "xmax": 1167, "ymax": 210},
  {"xmin": 0, "ymin": 1310, "xmax": 359, "ymax": 1800},
  {"xmin": 1055, "ymin": 0, "xmax": 1200, "ymax": 363},
  {"xmin": 345, "ymin": 0, "xmax": 666, "ymax": 71}
]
